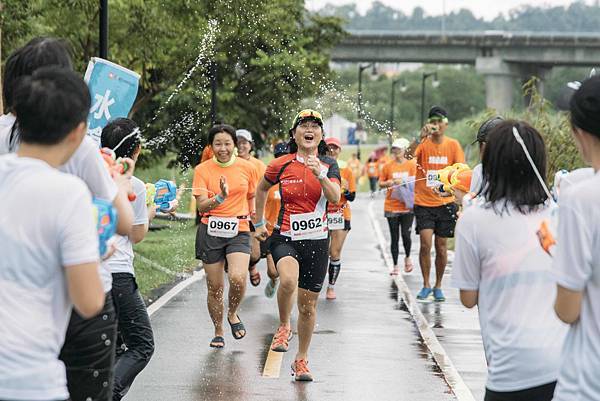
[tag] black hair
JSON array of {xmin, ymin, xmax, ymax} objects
[
  {"xmin": 570, "ymin": 75, "xmax": 600, "ymax": 140},
  {"xmin": 14, "ymin": 66, "xmax": 90, "ymax": 145},
  {"xmin": 288, "ymin": 127, "xmax": 328, "ymax": 155},
  {"xmin": 481, "ymin": 120, "xmax": 548, "ymax": 215},
  {"xmin": 101, "ymin": 118, "xmax": 141, "ymax": 158},
  {"xmin": 208, "ymin": 124, "xmax": 237, "ymax": 146},
  {"xmin": 3, "ymin": 37, "xmax": 73, "ymax": 112}
]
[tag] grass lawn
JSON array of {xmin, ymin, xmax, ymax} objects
[{"xmin": 133, "ymin": 218, "xmax": 198, "ymax": 300}]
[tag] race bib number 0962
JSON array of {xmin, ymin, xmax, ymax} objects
[
  {"xmin": 290, "ymin": 212, "xmax": 326, "ymax": 241},
  {"xmin": 207, "ymin": 216, "xmax": 239, "ymax": 238}
]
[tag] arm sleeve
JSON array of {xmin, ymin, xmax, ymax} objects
[
  {"xmin": 59, "ymin": 184, "xmax": 99, "ymax": 266},
  {"xmin": 132, "ymin": 179, "xmax": 149, "ymax": 225},
  {"xmin": 327, "ymin": 160, "xmax": 341, "ymax": 184},
  {"xmin": 70, "ymin": 139, "xmax": 118, "ymax": 202},
  {"xmin": 451, "ymin": 214, "xmax": 481, "ymax": 290},
  {"xmin": 553, "ymin": 198, "xmax": 593, "ymax": 291},
  {"xmin": 192, "ymin": 165, "xmax": 208, "ymax": 197}
]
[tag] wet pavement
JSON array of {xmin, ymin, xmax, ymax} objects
[
  {"xmin": 369, "ymin": 195, "xmax": 487, "ymax": 401},
  {"xmin": 127, "ymin": 195, "xmax": 461, "ymax": 401}
]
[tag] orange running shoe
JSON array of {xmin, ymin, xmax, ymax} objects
[
  {"xmin": 270, "ymin": 326, "xmax": 292, "ymax": 352},
  {"xmin": 291, "ymin": 359, "xmax": 313, "ymax": 381}
]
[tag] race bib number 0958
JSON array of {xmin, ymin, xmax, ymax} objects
[
  {"xmin": 290, "ymin": 212, "xmax": 326, "ymax": 241},
  {"xmin": 207, "ymin": 216, "xmax": 239, "ymax": 238},
  {"xmin": 327, "ymin": 213, "xmax": 345, "ymax": 230}
]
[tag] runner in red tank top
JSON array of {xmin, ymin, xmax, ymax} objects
[{"xmin": 254, "ymin": 109, "xmax": 341, "ymax": 382}]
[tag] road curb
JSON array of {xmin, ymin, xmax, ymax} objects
[
  {"xmin": 368, "ymin": 201, "xmax": 476, "ymax": 401},
  {"xmin": 147, "ymin": 270, "xmax": 206, "ymax": 317}
]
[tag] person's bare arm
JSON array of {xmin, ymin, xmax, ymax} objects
[
  {"xmin": 459, "ymin": 290, "xmax": 479, "ymax": 308},
  {"xmin": 196, "ymin": 176, "xmax": 228, "ymax": 214},
  {"xmin": 254, "ymin": 178, "xmax": 273, "ymax": 241},
  {"xmin": 66, "ymin": 262, "xmax": 105, "ymax": 318},
  {"xmin": 555, "ymin": 285, "xmax": 583, "ymax": 324}
]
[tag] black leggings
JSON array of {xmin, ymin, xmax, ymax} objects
[
  {"xmin": 386, "ymin": 213, "xmax": 414, "ymax": 265},
  {"xmin": 484, "ymin": 381, "xmax": 556, "ymax": 401},
  {"xmin": 368, "ymin": 176, "xmax": 378, "ymax": 192}
]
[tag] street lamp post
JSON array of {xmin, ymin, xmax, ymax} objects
[
  {"xmin": 357, "ymin": 63, "xmax": 376, "ymax": 160},
  {"xmin": 99, "ymin": 0, "xmax": 108, "ymax": 58},
  {"xmin": 420, "ymin": 72, "xmax": 439, "ymax": 127},
  {"xmin": 210, "ymin": 61, "xmax": 217, "ymax": 125},
  {"xmin": 390, "ymin": 78, "xmax": 407, "ymax": 138}
]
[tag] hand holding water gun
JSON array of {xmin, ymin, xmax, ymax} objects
[
  {"xmin": 146, "ymin": 179, "xmax": 179, "ymax": 213},
  {"xmin": 100, "ymin": 147, "xmax": 136, "ymax": 201},
  {"xmin": 92, "ymin": 198, "xmax": 118, "ymax": 258},
  {"xmin": 436, "ymin": 163, "xmax": 472, "ymax": 194}
]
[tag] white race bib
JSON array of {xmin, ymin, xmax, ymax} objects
[
  {"xmin": 290, "ymin": 212, "xmax": 326, "ymax": 241},
  {"xmin": 426, "ymin": 170, "xmax": 440, "ymax": 188},
  {"xmin": 207, "ymin": 216, "xmax": 239, "ymax": 238},
  {"xmin": 327, "ymin": 213, "xmax": 345, "ymax": 230}
]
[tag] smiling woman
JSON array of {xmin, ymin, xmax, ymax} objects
[{"xmin": 253, "ymin": 109, "xmax": 341, "ymax": 382}]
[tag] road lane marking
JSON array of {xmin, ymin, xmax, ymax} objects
[
  {"xmin": 262, "ymin": 349, "xmax": 284, "ymax": 378},
  {"xmin": 148, "ymin": 269, "xmax": 205, "ymax": 317},
  {"xmin": 368, "ymin": 201, "xmax": 476, "ymax": 401}
]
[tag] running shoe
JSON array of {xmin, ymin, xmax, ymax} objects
[
  {"xmin": 291, "ymin": 359, "xmax": 313, "ymax": 382},
  {"xmin": 416, "ymin": 287, "xmax": 433, "ymax": 301},
  {"xmin": 326, "ymin": 287, "xmax": 336, "ymax": 300},
  {"xmin": 433, "ymin": 288, "xmax": 446, "ymax": 302},
  {"xmin": 264, "ymin": 279, "xmax": 279, "ymax": 299},
  {"xmin": 271, "ymin": 326, "xmax": 292, "ymax": 352}
]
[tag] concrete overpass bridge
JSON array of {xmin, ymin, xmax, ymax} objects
[{"xmin": 332, "ymin": 30, "xmax": 600, "ymax": 111}]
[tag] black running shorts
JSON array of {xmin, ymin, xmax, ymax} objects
[
  {"xmin": 269, "ymin": 230, "xmax": 330, "ymax": 293},
  {"xmin": 414, "ymin": 203, "xmax": 458, "ymax": 238},
  {"xmin": 195, "ymin": 223, "xmax": 251, "ymax": 264}
]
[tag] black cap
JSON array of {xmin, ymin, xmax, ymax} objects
[
  {"xmin": 274, "ymin": 142, "xmax": 289, "ymax": 158},
  {"xmin": 428, "ymin": 106, "xmax": 448, "ymax": 119},
  {"xmin": 570, "ymin": 75, "xmax": 600, "ymax": 137},
  {"xmin": 472, "ymin": 116, "xmax": 504, "ymax": 145}
]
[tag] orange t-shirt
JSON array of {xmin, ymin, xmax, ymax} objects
[
  {"xmin": 192, "ymin": 157, "xmax": 256, "ymax": 231},
  {"xmin": 366, "ymin": 162, "xmax": 379, "ymax": 178},
  {"xmin": 247, "ymin": 156, "xmax": 266, "ymax": 183},
  {"xmin": 264, "ymin": 184, "xmax": 281, "ymax": 235},
  {"xmin": 347, "ymin": 158, "xmax": 361, "ymax": 180},
  {"xmin": 378, "ymin": 155, "xmax": 391, "ymax": 173},
  {"xmin": 379, "ymin": 159, "xmax": 417, "ymax": 213},
  {"xmin": 414, "ymin": 137, "xmax": 465, "ymax": 207},
  {"xmin": 327, "ymin": 166, "xmax": 356, "ymax": 220},
  {"xmin": 201, "ymin": 145, "xmax": 214, "ymax": 162}
]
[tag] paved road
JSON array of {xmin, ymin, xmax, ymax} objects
[
  {"xmin": 127, "ymin": 195, "xmax": 481, "ymax": 401},
  {"xmin": 370, "ymin": 195, "xmax": 487, "ymax": 401}
]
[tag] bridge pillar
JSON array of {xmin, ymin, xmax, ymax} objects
[
  {"xmin": 517, "ymin": 64, "xmax": 552, "ymax": 106},
  {"xmin": 475, "ymin": 57, "xmax": 516, "ymax": 113}
]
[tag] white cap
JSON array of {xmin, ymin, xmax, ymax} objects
[
  {"xmin": 391, "ymin": 138, "xmax": 410, "ymax": 149},
  {"xmin": 236, "ymin": 129, "xmax": 253, "ymax": 142}
]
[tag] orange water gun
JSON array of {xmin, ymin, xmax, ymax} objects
[
  {"xmin": 100, "ymin": 148, "xmax": 136, "ymax": 201},
  {"xmin": 436, "ymin": 163, "xmax": 473, "ymax": 194}
]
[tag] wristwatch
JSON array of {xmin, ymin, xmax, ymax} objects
[{"xmin": 318, "ymin": 169, "xmax": 328, "ymax": 180}]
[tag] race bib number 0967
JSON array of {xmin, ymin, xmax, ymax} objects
[
  {"xmin": 207, "ymin": 216, "xmax": 239, "ymax": 238},
  {"xmin": 290, "ymin": 212, "xmax": 326, "ymax": 241}
]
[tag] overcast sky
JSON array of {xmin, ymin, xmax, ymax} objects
[{"xmin": 306, "ymin": 0, "xmax": 593, "ymax": 20}]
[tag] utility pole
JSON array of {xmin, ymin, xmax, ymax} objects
[
  {"xmin": 0, "ymin": 1, "xmax": 4, "ymax": 114},
  {"xmin": 99, "ymin": 0, "xmax": 108, "ymax": 58}
]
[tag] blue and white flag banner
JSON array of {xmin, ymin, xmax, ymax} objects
[{"xmin": 84, "ymin": 58, "xmax": 140, "ymax": 146}]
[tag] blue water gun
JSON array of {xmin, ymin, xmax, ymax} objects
[
  {"xmin": 92, "ymin": 198, "xmax": 118, "ymax": 257},
  {"xmin": 153, "ymin": 179, "xmax": 177, "ymax": 212}
]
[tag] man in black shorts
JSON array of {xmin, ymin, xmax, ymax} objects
[{"xmin": 406, "ymin": 106, "xmax": 465, "ymax": 302}]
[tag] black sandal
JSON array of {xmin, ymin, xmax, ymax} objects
[
  {"xmin": 228, "ymin": 315, "xmax": 246, "ymax": 340},
  {"xmin": 249, "ymin": 268, "xmax": 261, "ymax": 287},
  {"xmin": 210, "ymin": 336, "xmax": 225, "ymax": 348}
]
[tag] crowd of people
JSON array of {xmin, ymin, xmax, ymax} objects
[{"xmin": 1, "ymin": 34, "xmax": 600, "ymax": 401}]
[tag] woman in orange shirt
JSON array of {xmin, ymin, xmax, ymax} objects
[
  {"xmin": 379, "ymin": 138, "xmax": 417, "ymax": 275},
  {"xmin": 193, "ymin": 124, "xmax": 257, "ymax": 349},
  {"xmin": 324, "ymin": 137, "xmax": 356, "ymax": 300}
]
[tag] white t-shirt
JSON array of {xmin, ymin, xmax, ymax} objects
[
  {"xmin": 0, "ymin": 155, "xmax": 99, "ymax": 401},
  {"xmin": 552, "ymin": 170, "xmax": 600, "ymax": 401},
  {"xmin": 469, "ymin": 163, "xmax": 483, "ymax": 193},
  {"xmin": 0, "ymin": 114, "xmax": 118, "ymax": 291},
  {"xmin": 452, "ymin": 201, "xmax": 568, "ymax": 392},
  {"xmin": 105, "ymin": 176, "xmax": 148, "ymax": 276}
]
